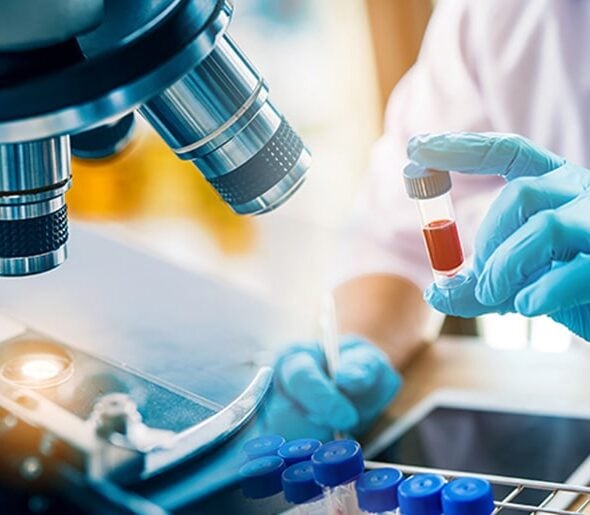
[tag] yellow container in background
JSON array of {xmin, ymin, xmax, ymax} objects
[{"xmin": 69, "ymin": 120, "xmax": 256, "ymax": 254}]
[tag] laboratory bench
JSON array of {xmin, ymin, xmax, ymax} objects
[
  {"xmin": 368, "ymin": 336, "xmax": 590, "ymax": 514},
  {"xmin": 381, "ymin": 336, "xmax": 590, "ymax": 422}
]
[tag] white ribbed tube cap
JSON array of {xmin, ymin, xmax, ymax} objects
[{"xmin": 403, "ymin": 161, "xmax": 452, "ymax": 199}]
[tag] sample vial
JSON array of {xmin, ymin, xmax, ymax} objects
[
  {"xmin": 242, "ymin": 434, "xmax": 286, "ymax": 460},
  {"xmin": 239, "ymin": 455, "xmax": 287, "ymax": 515},
  {"xmin": 441, "ymin": 477, "xmax": 495, "ymax": 515},
  {"xmin": 398, "ymin": 474, "xmax": 446, "ymax": 515},
  {"xmin": 282, "ymin": 460, "xmax": 326, "ymax": 515},
  {"xmin": 355, "ymin": 468, "xmax": 404, "ymax": 514},
  {"xmin": 312, "ymin": 439, "xmax": 365, "ymax": 515},
  {"xmin": 403, "ymin": 162, "xmax": 465, "ymax": 286},
  {"xmin": 278, "ymin": 438, "xmax": 323, "ymax": 467}
]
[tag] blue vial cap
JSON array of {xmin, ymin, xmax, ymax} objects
[
  {"xmin": 278, "ymin": 438, "xmax": 322, "ymax": 466},
  {"xmin": 243, "ymin": 434, "xmax": 286, "ymax": 460},
  {"xmin": 282, "ymin": 460, "xmax": 323, "ymax": 504},
  {"xmin": 311, "ymin": 439, "xmax": 364, "ymax": 487},
  {"xmin": 356, "ymin": 468, "xmax": 404, "ymax": 513},
  {"xmin": 398, "ymin": 474, "xmax": 445, "ymax": 515},
  {"xmin": 239, "ymin": 456, "xmax": 286, "ymax": 499},
  {"xmin": 442, "ymin": 477, "xmax": 495, "ymax": 515}
]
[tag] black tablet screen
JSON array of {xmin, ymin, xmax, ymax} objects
[{"xmin": 374, "ymin": 407, "xmax": 590, "ymax": 512}]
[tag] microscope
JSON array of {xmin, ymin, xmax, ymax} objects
[
  {"xmin": 0, "ymin": 0, "xmax": 310, "ymax": 277},
  {"xmin": 0, "ymin": 1, "xmax": 311, "ymax": 512}
]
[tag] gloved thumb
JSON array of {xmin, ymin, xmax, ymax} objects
[{"xmin": 424, "ymin": 270, "xmax": 514, "ymax": 318}]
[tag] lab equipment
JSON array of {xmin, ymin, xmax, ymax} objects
[
  {"xmin": 274, "ymin": 337, "xmax": 401, "ymax": 438},
  {"xmin": 398, "ymin": 474, "xmax": 445, "ymax": 515},
  {"xmin": 441, "ymin": 477, "xmax": 494, "ymax": 515},
  {"xmin": 243, "ymin": 434, "xmax": 287, "ymax": 460},
  {"xmin": 355, "ymin": 467, "xmax": 404, "ymax": 514},
  {"xmin": 403, "ymin": 162, "xmax": 465, "ymax": 286},
  {"xmin": 364, "ymin": 460, "xmax": 590, "ymax": 515},
  {"xmin": 365, "ymin": 389, "xmax": 590, "ymax": 512},
  {"xmin": 321, "ymin": 292, "xmax": 345, "ymax": 440},
  {"xmin": 0, "ymin": 0, "xmax": 310, "ymax": 276},
  {"xmin": 408, "ymin": 132, "xmax": 590, "ymax": 341},
  {"xmin": 278, "ymin": 438, "xmax": 323, "ymax": 466},
  {"xmin": 240, "ymin": 455, "xmax": 287, "ymax": 513},
  {"xmin": 321, "ymin": 293, "xmax": 341, "ymax": 380},
  {"xmin": 282, "ymin": 460, "xmax": 326, "ymax": 514},
  {"xmin": 312, "ymin": 439, "xmax": 365, "ymax": 514}
]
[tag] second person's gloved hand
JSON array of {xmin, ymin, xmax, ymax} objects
[
  {"xmin": 408, "ymin": 132, "xmax": 590, "ymax": 341},
  {"xmin": 268, "ymin": 336, "xmax": 402, "ymax": 441}
]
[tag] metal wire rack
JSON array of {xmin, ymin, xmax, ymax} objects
[{"xmin": 365, "ymin": 460, "xmax": 590, "ymax": 514}]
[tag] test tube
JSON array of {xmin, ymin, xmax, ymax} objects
[
  {"xmin": 242, "ymin": 434, "xmax": 286, "ymax": 460},
  {"xmin": 239, "ymin": 455, "xmax": 287, "ymax": 514},
  {"xmin": 282, "ymin": 460, "xmax": 326, "ymax": 515},
  {"xmin": 312, "ymin": 439, "xmax": 365, "ymax": 515},
  {"xmin": 355, "ymin": 468, "xmax": 404, "ymax": 514},
  {"xmin": 441, "ymin": 477, "xmax": 495, "ymax": 515},
  {"xmin": 398, "ymin": 474, "xmax": 446, "ymax": 515},
  {"xmin": 278, "ymin": 438, "xmax": 323, "ymax": 466},
  {"xmin": 403, "ymin": 162, "xmax": 465, "ymax": 286}
]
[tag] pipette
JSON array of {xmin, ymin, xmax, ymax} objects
[{"xmin": 320, "ymin": 292, "xmax": 345, "ymax": 440}]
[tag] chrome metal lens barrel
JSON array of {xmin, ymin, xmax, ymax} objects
[
  {"xmin": 0, "ymin": 137, "xmax": 71, "ymax": 276},
  {"xmin": 140, "ymin": 33, "xmax": 311, "ymax": 215}
]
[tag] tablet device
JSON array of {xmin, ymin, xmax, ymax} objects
[{"xmin": 365, "ymin": 389, "xmax": 590, "ymax": 513}]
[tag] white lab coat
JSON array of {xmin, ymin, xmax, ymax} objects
[{"xmin": 338, "ymin": 0, "xmax": 590, "ymax": 290}]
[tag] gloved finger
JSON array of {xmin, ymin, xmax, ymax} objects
[
  {"xmin": 275, "ymin": 346, "xmax": 359, "ymax": 430},
  {"xmin": 423, "ymin": 270, "xmax": 514, "ymax": 317},
  {"xmin": 350, "ymin": 366, "xmax": 402, "ymax": 435},
  {"xmin": 515, "ymin": 254, "xmax": 590, "ymax": 317},
  {"xmin": 550, "ymin": 305, "xmax": 590, "ymax": 342},
  {"xmin": 473, "ymin": 164, "xmax": 590, "ymax": 274},
  {"xmin": 334, "ymin": 336, "xmax": 393, "ymax": 395},
  {"xmin": 407, "ymin": 132, "xmax": 564, "ymax": 180},
  {"xmin": 477, "ymin": 195, "xmax": 590, "ymax": 306},
  {"xmin": 260, "ymin": 388, "xmax": 335, "ymax": 442}
]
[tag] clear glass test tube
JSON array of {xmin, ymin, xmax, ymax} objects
[
  {"xmin": 312, "ymin": 440, "xmax": 365, "ymax": 515},
  {"xmin": 403, "ymin": 162, "xmax": 465, "ymax": 287},
  {"xmin": 355, "ymin": 468, "xmax": 403, "ymax": 514}
]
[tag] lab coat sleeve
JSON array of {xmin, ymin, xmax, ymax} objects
[{"xmin": 335, "ymin": 0, "xmax": 504, "ymax": 290}]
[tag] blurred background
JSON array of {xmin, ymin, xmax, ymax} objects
[{"xmin": 68, "ymin": 0, "xmax": 572, "ymax": 353}]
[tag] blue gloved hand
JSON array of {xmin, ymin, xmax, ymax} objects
[
  {"xmin": 408, "ymin": 132, "xmax": 590, "ymax": 341},
  {"xmin": 268, "ymin": 336, "xmax": 402, "ymax": 441}
]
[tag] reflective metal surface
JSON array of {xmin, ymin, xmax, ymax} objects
[
  {"xmin": 0, "ymin": 137, "xmax": 70, "ymax": 191},
  {"xmin": 0, "ymin": 137, "xmax": 71, "ymax": 276},
  {"xmin": 0, "ymin": 0, "xmax": 104, "ymax": 51},
  {"xmin": 145, "ymin": 366, "xmax": 273, "ymax": 477},
  {"xmin": 0, "ymin": 0, "xmax": 231, "ymax": 142},
  {"xmin": 140, "ymin": 33, "xmax": 311, "ymax": 215},
  {"xmin": 0, "ymin": 0, "xmax": 310, "ymax": 276}
]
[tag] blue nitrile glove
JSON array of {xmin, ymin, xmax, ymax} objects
[
  {"xmin": 408, "ymin": 132, "xmax": 590, "ymax": 341},
  {"xmin": 269, "ymin": 336, "xmax": 402, "ymax": 440}
]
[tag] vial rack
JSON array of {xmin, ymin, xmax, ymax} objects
[{"xmin": 365, "ymin": 460, "xmax": 590, "ymax": 514}]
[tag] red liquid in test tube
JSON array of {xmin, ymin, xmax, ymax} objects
[
  {"xmin": 404, "ymin": 162, "xmax": 466, "ymax": 284},
  {"xmin": 422, "ymin": 219, "xmax": 464, "ymax": 275}
]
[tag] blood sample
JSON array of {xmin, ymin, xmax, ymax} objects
[{"xmin": 403, "ymin": 162, "xmax": 465, "ymax": 285}]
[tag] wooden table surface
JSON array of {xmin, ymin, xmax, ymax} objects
[{"xmin": 382, "ymin": 336, "xmax": 590, "ymax": 421}]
